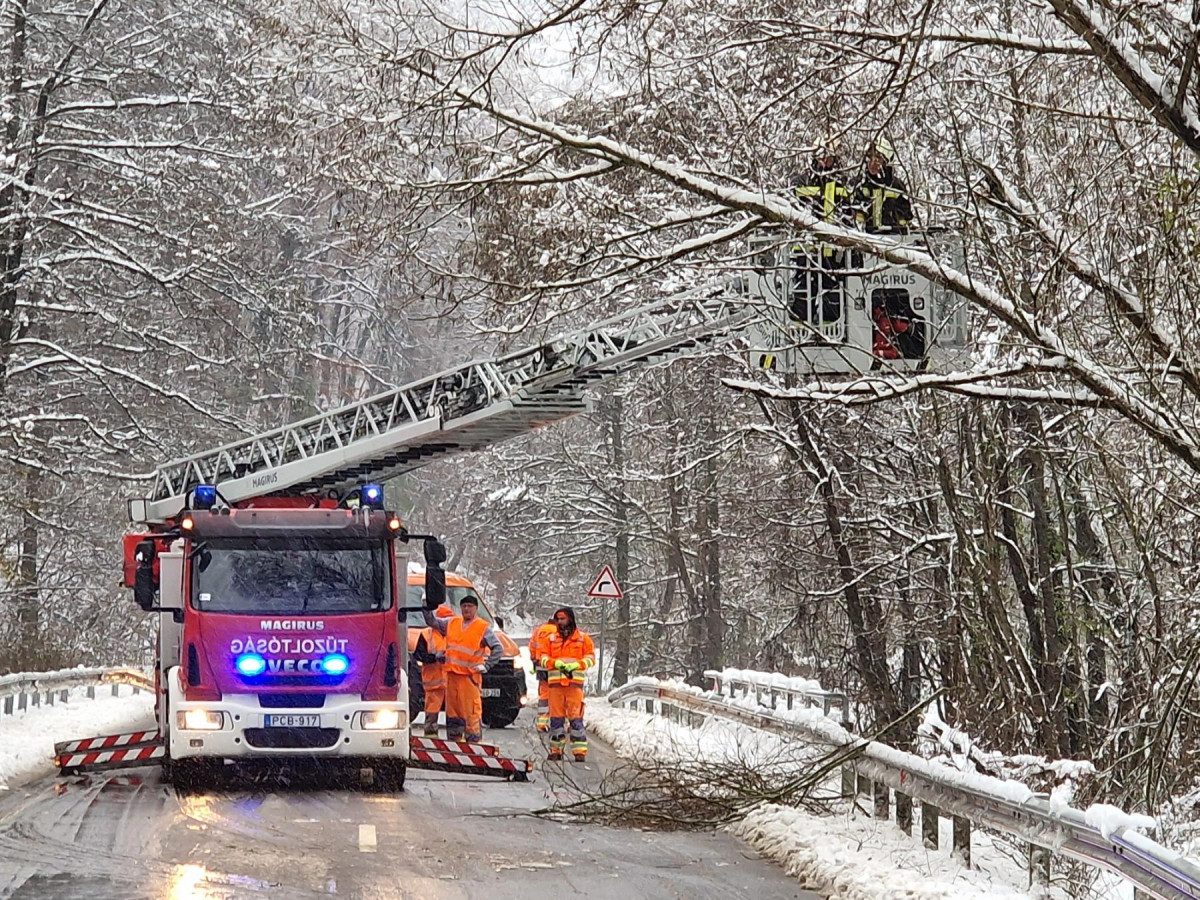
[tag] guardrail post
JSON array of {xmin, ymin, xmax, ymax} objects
[
  {"xmin": 87, "ymin": 686, "xmax": 96, "ymax": 700},
  {"xmin": 112, "ymin": 684, "xmax": 120, "ymax": 698},
  {"xmin": 922, "ymin": 803, "xmax": 939, "ymax": 849},
  {"xmin": 2, "ymin": 696, "xmax": 11, "ymax": 715},
  {"xmin": 59, "ymin": 689, "xmax": 68, "ymax": 703},
  {"xmin": 1028, "ymin": 846, "xmax": 1050, "ymax": 889},
  {"xmin": 841, "ymin": 765, "xmax": 855, "ymax": 796},
  {"xmin": 133, "ymin": 686, "xmax": 140, "ymax": 695},
  {"xmin": 786, "ymin": 693, "xmax": 794, "ymax": 711},
  {"xmin": 31, "ymin": 690, "xmax": 40, "ymax": 708},
  {"xmin": 768, "ymin": 689, "xmax": 778, "ymax": 710},
  {"xmin": 18, "ymin": 691, "xmax": 27, "ymax": 712},
  {"xmin": 952, "ymin": 816, "xmax": 971, "ymax": 866},
  {"xmin": 873, "ymin": 781, "xmax": 889, "ymax": 820},
  {"xmin": 46, "ymin": 690, "xmax": 54, "ymax": 706},
  {"xmin": 823, "ymin": 696, "xmax": 832, "ymax": 717},
  {"xmin": 896, "ymin": 792, "xmax": 912, "ymax": 835}
]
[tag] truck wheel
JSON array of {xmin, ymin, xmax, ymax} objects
[
  {"xmin": 368, "ymin": 761, "xmax": 406, "ymax": 793},
  {"xmin": 163, "ymin": 759, "xmax": 214, "ymax": 792}
]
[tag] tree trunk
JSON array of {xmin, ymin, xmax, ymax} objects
[
  {"xmin": 697, "ymin": 413, "xmax": 722, "ymax": 678},
  {"xmin": 606, "ymin": 392, "xmax": 632, "ymax": 687}
]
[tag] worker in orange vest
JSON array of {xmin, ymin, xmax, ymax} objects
[
  {"xmin": 528, "ymin": 616, "xmax": 558, "ymax": 733},
  {"xmin": 413, "ymin": 604, "xmax": 453, "ymax": 737},
  {"xmin": 539, "ymin": 606, "xmax": 595, "ymax": 761},
  {"xmin": 423, "ymin": 596, "xmax": 503, "ymax": 742}
]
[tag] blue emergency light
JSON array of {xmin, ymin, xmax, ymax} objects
[
  {"xmin": 193, "ymin": 484, "xmax": 217, "ymax": 509},
  {"xmin": 235, "ymin": 653, "xmax": 267, "ymax": 676},
  {"xmin": 361, "ymin": 484, "xmax": 383, "ymax": 508},
  {"xmin": 321, "ymin": 653, "xmax": 349, "ymax": 675}
]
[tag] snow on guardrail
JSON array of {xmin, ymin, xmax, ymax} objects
[{"xmin": 0, "ymin": 666, "xmax": 155, "ymax": 789}]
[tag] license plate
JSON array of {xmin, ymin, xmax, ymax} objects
[
  {"xmin": 264, "ymin": 714, "xmax": 320, "ymax": 727},
  {"xmin": 480, "ymin": 689, "xmax": 500, "ymax": 698}
]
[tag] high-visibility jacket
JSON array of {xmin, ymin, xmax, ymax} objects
[
  {"xmin": 529, "ymin": 623, "xmax": 557, "ymax": 670},
  {"xmin": 423, "ymin": 608, "xmax": 503, "ymax": 675},
  {"xmin": 795, "ymin": 177, "xmax": 851, "ymax": 223},
  {"xmin": 445, "ymin": 617, "xmax": 488, "ymax": 676},
  {"xmin": 418, "ymin": 627, "xmax": 447, "ymax": 685},
  {"xmin": 540, "ymin": 628, "xmax": 595, "ymax": 686},
  {"xmin": 855, "ymin": 171, "xmax": 912, "ymax": 231}
]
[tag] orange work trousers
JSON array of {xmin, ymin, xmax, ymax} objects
[
  {"xmin": 445, "ymin": 670, "xmax": 483, "ymax": 742},
  {"xmin": 421, "ymin": 663, "xmax": 445, "ymax": 736},
  {"xmin": 547, "ymin": 682, "xmax": 587, "ymax": 758}
]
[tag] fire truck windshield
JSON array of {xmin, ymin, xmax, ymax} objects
[{"xmin": 191, "ymin": 538, "xmax": 390, "ymax": 615}]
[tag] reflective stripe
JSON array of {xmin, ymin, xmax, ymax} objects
[
  {"xmin": 797, "ymin": 180, "xmax": 849, "ymax": 221},
  {"xmin": 445, "ymin": 617, "xmax": 488, "ymax": 675}
]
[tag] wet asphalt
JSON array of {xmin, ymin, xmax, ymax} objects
[{"xmin": 0, "ymin": 712, "xmax": 820, "ymax": 899}]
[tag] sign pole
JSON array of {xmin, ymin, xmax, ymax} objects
[{"xmin": 598, "ymin": 597, "xmax": 607, "ymax": 692}]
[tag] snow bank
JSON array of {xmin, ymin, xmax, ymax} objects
[
  {"xmin": 593, "ymin": 695, "xmax": 1053, "ymax": 899},
  {"xmin": 616, "ymin": 678, "xmax": 1041, "ymax": 806},
  {"xmin": 0, "ymin": 687, "xmax": 155, "ymax": 789},
  {"xmin": 587, "ymin": 699, "xmax": 804, "ymax": 772},
  {"xmin": 730, "ymin": 803, "xmax": 1040, "ymax": 900}
]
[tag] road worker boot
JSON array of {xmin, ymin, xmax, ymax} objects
[
  {"xmin": 572, "ymin": 752, "xmax": 587, "ymax": 763},
  {"xmin": 547, "ymin": 747, "xmax": 563, "ymax": 761}
]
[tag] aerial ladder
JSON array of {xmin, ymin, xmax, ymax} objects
[
  {"xmin": 56, "ymin": 234, "xmax": 968, "ymax": 785},
  {"xmin": 56, "ymin": 287, "xmax": 761, "ymax": 785}
]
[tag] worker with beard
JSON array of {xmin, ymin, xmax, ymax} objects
[{"xmin": 539, "ymin": 606, "xmax": 596, "ymax": 761}]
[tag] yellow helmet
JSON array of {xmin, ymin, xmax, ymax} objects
[{"xmin": 869, "ymin": 136, "xmax": 895, "ymax": 163}]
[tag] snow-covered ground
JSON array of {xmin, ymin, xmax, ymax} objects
[
  {"xmin": 0, "ymin": 686, "xmax": 154, "ymax": 790},
  {"xmin": 587, "ymin": 699, "xmax": 1072, "ymax": 900}
]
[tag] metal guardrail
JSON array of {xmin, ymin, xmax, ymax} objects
[
  {"xmin": 705, "ymin": 669, "xmax": 849, "ymax": 719},
  {"xmin": 0, "ymin": 667, "xmax": 151, "ymax": 717},
  {"xmin": 609, "ymin": 676, "xmax": 1200, "ymax": 900}
]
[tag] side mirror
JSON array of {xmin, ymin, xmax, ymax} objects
[
  {"xmin": 423, "ymin": 538, "xmax": 446, "ymax": 610},
  {"xmin": 133, "ymin": 539, "xmax": 158, "ymax": 612},
  {"xmin": 495, "ymin": 616, "xmax": 505, "ymax": 631}
]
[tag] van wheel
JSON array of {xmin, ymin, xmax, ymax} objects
[{"xmin": 483, "ymin": 709, "xmax": 518, "ymax": 729}]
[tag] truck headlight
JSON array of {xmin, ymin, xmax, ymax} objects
[
  {"xmin": 362, "ymin": 709, "xmax": 402, "ymax": 730},
  {"xmin": 179, "ymin": 709, "xmax": 224, "ymax": 731}
]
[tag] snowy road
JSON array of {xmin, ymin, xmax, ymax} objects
[{"xmin": 0, "ymin": 711, "xmax": 820, "ymax": 899}]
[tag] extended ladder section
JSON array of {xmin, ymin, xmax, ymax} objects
[{"xmin": 131, "ymin": 288, "xmax": 757, "ymax": 524}]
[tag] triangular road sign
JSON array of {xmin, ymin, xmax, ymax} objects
[{"xmin": 587, "ymin": 564, "xmax": 623, "ymax": 599}]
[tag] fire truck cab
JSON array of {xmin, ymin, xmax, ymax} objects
[{"xmin": 125, "ymin": 488, "xmax": 434, "ymax": 788}]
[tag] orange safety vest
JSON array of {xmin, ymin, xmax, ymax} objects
[
  {"xmin": 445, "ymin": 617, "xmax": 489, "ymax": 676},
  {"xmin": 541, "ymin": 629, "xmax": 595, "ymax": 686},
  {"xmin": 529, "ymin": 623, "xmax": 557, "ymax": 670},
  {"xmin": 421, "ymin": 627, "xmax": 447, "ymax": 688}
]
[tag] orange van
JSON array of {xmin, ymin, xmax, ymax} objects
[{"xmin": 405, "ymin": 568, "xmax": 527, "ymax": 727}]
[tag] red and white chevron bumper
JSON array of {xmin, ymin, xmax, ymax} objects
[
  {"xmin": 408, "ymin": 736, "xmax": 532, "ymax": 779},
  {"xmin": 54, "ymin": 730, "xmax": 160, "ymax": 756},
  {"xmin": 56, "ymin": 742, "xmax": 165, "ymax": 774},
  {"xmin": 53, "ymin": 731, "xmax": 532, "ymax": 780}
]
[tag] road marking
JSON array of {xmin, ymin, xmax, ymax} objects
[{"xmin": 359, "ymin": 823, "xmax": 377, "ymax": 852}]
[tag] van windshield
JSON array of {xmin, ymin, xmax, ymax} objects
[
  {"xmin": 192, "ymin": 538, "xmax": 390, "ymax": 615},
  {"xmin": 404, "ymin": 585, "xmax": 492, "ymax": 627}
]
